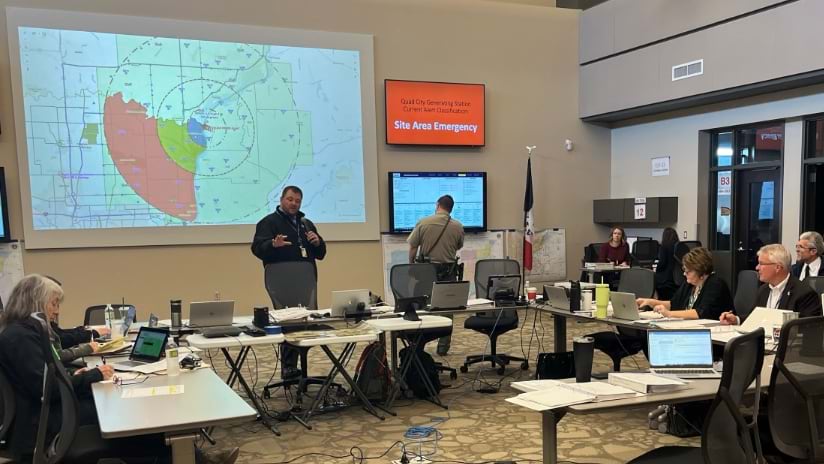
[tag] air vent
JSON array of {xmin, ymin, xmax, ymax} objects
[{"xmin": 672, "ymin": 59, "xmax": 703, "ymax": 82}]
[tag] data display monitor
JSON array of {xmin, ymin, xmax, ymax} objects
[{"xmin": 388, "ymin": 172, "xmax": 486, "ymax": 233}]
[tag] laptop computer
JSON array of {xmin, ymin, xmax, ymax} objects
[
  {"xmin": 331, "ymin": 289, "xmax": 371, "ymax": 318},
  {"xmin": 429, "ymin": 281, "xmax": 470, "ymax": 310},
  {"xmin": 611, "ymin": 292, "xmax": 663, "ymax": 321},
  {"xmin": 188, "ymin": 300, "xmax": 234, "ymax": 328},
  {"xmin": 120, "ymin": 306, "xmax": 137, "ymax": 337},
  {"xmin": 545, "ymin": 286, "xmax": 570, "ymax": 310},
  {"xmin": 647, "ymin": 329, "xmax": 721, "ymax": 378},
  {"xmin": 111, "ymin": 326, "xmax": 169, "ymax": 371},
  {"xmin": 738, "ymin": 307, "xmax": 794, "ymax": 334}
]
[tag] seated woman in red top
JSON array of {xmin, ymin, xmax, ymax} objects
[{"xmin": 598, "ymin": 226, "xmax": 630, "ymax": 265}]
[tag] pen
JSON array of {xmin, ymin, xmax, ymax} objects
[{"xmin": 102, "ymin": 356, "xmax": 106, "ymax": 365}]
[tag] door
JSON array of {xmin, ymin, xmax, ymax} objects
[{"xmin": 733, "ymin": 167, "xmax": 781, "ymax": 279}]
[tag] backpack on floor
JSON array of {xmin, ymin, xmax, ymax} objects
[
  {"xmin": 353, "ymin": 341, "xmax": 391, "ymax": 402},
  {"xmin": 399, "ymin": 346, "xmax": 442, "ymax": 399}
]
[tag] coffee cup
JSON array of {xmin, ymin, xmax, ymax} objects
[{"xmin": 527, "ymin": 287, "xmax": 538, "ymax": 302}]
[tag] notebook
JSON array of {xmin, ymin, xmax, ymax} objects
[
  {"xmin": 188, "ymin": 300, "xmax": 234, "ymax": 328},
  {"xmin": 429, "ymin": 281, "xmax": 470, "ymax": 310},
  {"xmin": 647, "ymin": 329, "xmax": 721, "ymax": 379},
  {"xmin": 111, "ymin": 327, "xmax": 169, "ymax": 371}
]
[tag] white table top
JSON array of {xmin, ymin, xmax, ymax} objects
[
  {"xmin": 92, "ymin": 368, "xmax": 256, "ymax": 438},
  {"xmin": 287, "ymin": 332, "xmax": 378, "ymax": 347},
  {"xmin": 186, "ymin": 332, "xmax": 285, "ymax": 349},
  {"xmin": 366, "ymin": 315, "xmax": 452, "ymax": 332}
]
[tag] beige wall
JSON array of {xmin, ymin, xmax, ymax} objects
[{"xmin": 0, "ymin": 0, "xmax": 610, "ymax": 325}]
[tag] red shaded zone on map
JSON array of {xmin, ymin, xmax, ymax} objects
[{"xmin": 103, "ymin": 93, "xmax": 197, "ymax": 221}]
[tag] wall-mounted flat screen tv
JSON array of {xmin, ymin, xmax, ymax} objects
[
  {"xmin": 388, "ymin": 172, "xmax": 486, "ymax": 233},
  {"xmin": 0, "ymin": 168, "xmax": 11, "ymax": 242},
  {"xmin": 385, "ymin": 80, "xmax": 485, "ymax": 147}
]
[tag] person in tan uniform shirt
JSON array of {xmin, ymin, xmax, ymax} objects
[{"xmin": 407, "ymin": 194, "xmax": 465, "ymax": 355}]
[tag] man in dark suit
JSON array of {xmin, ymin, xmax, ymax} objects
[
  {"xmin": 791, "ymin": 231, "xmax": 824, "ymax": 280},
  {"xmin": 721, "ymin": 244, "xmax": 822, "ymax": 324}
]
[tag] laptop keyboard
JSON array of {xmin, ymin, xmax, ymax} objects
[{"xmin": 655, "ymin": 368, "xmax": 716, "ymax": 375}]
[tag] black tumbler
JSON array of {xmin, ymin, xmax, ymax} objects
[
  {"xmin": 573, "ymin": 336, "xmax": 594, "ymax": 383},
  {"xmin": 170, "ymin": 299, "xmax": 182, "ymax": 329},
  {"xmin": 253, "ymin": 306, "xmax": 270, "ymax": 328}
]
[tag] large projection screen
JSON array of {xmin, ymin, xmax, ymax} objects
[{"xmin": 6, "ymin": 7, "xmax": 379, "ymax": 249}]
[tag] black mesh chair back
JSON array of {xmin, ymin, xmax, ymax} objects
[
  {"xmin": 733, "ymin": 270, "xmax": 760, "ymax": 321},
  {"xmin": 31, "ymin": 312, "xmax": 79, "ymax": 464},
  {"xmin": 475, "ymin": 259, "xmax": 520, "ymax": 299},
  {"xmin": 83, "ymin": 304, "xmax": 136, "ymax": 326},
  {"xmin": 0, "ymin": 368, "xmax": 14, "ymax": 444},
  {"xmin": 390, "ymin": 263, "xmax": 438, "ymax": 300},
  {"xmin": 805, "ymin": 276, "xmax": 824, "ymax": 295},
  {"xmin": 583, "ymin": 243, "xmax": 602, "ymax": 263},
  {"xmin": 264, "ymin": 261, "xmax": 318, "ymax": 310},
  {"xmin": 616, "ymin": 268, "xmax": 654, "ymax": 298},
  {"xmin": 674, "ymin": 240, "xmax": 702, "ymax": 262},
  {"xmin": 702, "ymin": 328, "xmax": 765, "ymax": 464},
  {"xmin": 768, "ymin": 316, "xmax": 824, "ymax": 461},
  {"xmin": 631, "ymin": 239, "xmax": 659, "ymax": 268}
]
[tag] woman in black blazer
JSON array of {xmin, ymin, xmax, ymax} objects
[{"xmin": 637, "ymin": 247, "xmax": 733, "ymax": 321}]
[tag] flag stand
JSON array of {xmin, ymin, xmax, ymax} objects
[{"xmin": 519, "ymin": 147, "xmax": 535, "ymax": 303}]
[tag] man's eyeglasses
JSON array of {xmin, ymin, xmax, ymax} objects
[
  {"xmin": 113, "ymin": 375, "xmax": 148, "ymax": 387},
  {"xmin": 796, "ymin": 246, "xmax": 815, "ymax": 251}
]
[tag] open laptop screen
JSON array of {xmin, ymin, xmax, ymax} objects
[
  {"xmin": 131, "ymin": 327, "xmax": 168, "ymax": 361},
  {"xmin": 648, "ymin": 329, "xmax": 713, "ymax": 368}
]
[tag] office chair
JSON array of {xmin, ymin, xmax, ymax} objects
[
  {"xmin": 30, "ymin": 312, "xmax": 167, "ymax": 464},
  {"xmin": 630, "ymin": 239, "xmax": 659, "ymax": 269},
  {"xmin": 262, "ymin": 261, "xmax": 326, "ymax": 400},
  {"xmin": 629, "ymin": 328, "xmax": 765, "ymax": 463},
  {"xmin": 0, "ymin": 368, "xmax": 14, "ymax": 455},
  {"xmin": 768, "ymin": 316, "xmax": 824, "ymax": 462},
  {"xmin": 804, "ymin": 276, "xmax": 824, "ymax": 295},
  {"xmin": 581, "ymin": 242, "xmax": 605, "ymax": 281},
  {"xmin": 389, "ymin": 263, "xmax": 458, "ymax": 381},
  {"xmin": 733, "ymin": 270, "xmax": 759, "ymax": 322},
  {"xmin": 588, "ymin": 268, "xmax": 654, "ymax": 371},
  {"xmin": 461, "ymin": 259, "xmax": 528, "ymax": 375},
  {"xmin": 83, "ymin": 304, "xmax": 137, "ymax": 326}
]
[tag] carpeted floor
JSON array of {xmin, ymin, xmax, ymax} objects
[{"xmin": 203, "ymin": 310, "xmax": 699, "ymax": 463}]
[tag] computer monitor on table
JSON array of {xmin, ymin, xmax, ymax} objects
[{"xmin": 331, "ymin": 289, "xmax": 371, "ymax": 318}]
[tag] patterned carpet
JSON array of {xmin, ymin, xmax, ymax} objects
[{"xmin": 203, "ymin": 310, "xmax": 699, "ymax": 463}]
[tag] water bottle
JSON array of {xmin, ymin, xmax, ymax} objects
[
  {"xmin": 166, "ymin": 339, "xmax": 180, "ymax": 376},
  {"xmin": 170, "ymin": 299, "xmax": 182, "ymax": 329},
  {"xmin": 104, "ymin": 304, "xmax": 114, "ymax": 338}
]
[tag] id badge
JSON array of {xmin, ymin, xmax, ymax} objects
[{"xmin": 300, "ymin": 246, "xmax": 308, "ymax": 258}]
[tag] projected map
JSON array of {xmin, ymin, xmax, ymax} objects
[{"xmin": 19, "ymin": 27, "xmax": 365, "ymax": 229}]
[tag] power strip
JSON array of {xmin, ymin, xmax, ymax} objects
[{"xmin": 391, "ymin": 458, "xmax": 431, "ymax": 464}]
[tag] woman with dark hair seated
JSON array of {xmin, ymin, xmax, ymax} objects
[
  {"xmin": 637, "ymin": 247, "xmax": 733, "ymax": 321},
  {"xmin": 654, "ymin": 227, "xmax": 679, "ymax": 300},
  {"xmin": 0, "ymin": 274, "xmax": 239, "ymax": 464}
]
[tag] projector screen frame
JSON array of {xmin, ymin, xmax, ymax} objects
[{"xmin": 6, "ymin": 7, "xmax": 380, "ymax": 249}]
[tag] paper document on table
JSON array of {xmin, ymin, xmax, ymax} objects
[
  {"xmin": 608, "ymin": 372, "xmax": 687, "ymax": 394},
  {"xmin": 652, "ymin": 319, "xmax": 722, "ymax": 329},
  {"xmin": 507, "ymin": 385, "xmax": 595, "ymax": 411},
  {"xmin": 127, "ymin": 360, "xmax": 168, "ymax": 374},
  {"xmin": 511, "ymin": 379, "xmax": 638, "ymax": 401},
  {"xmin": 270, "ymin": 307, "xmax": 312, "ymax": 322},
  {"xmin": 121, "ymin": 384, "xmax": 184, "ymax": 399},
  {"xmin": 467, "ymin": 298, "xmax": 493, "ymax": 306}
]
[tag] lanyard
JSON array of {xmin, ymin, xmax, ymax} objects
[
  {"xmin": 277, "ymin": 208, "xmax": 303, "ymax": 248},
  {"xmin": 687, "ymin": 285, "xmax": 701, "ymax": 309}
]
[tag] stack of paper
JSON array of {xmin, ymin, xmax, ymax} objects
[
  {"xmin": 512, "ymin": 379, "xmax": 638, "ymax": 402},
  {"xmin": 97, "ymin": 337, "xmax": 132, "ymax": 354},
  {"xmin": 607, "ymin": 372, "xmax": 687, "ymax": 394},
  {"xmin": 507, "ymin": 384, "xmax": 595, "ymax": 411},
  {"xmin": 652, "ymin": 319, "xmax": 721, "ymax": 329}
]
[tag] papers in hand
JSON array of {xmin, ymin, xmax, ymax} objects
[
  {"xmin": 607, "ymin": 372, "xmax": 687, "ymax": 394},
  {"xmin": 507, "ymin": 380, "xmax": 638, "ymax": 411}
]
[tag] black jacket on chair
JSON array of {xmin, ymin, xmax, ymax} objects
[
  {"xmin": 669, "ymin": 273, "xmax": 733, "ymax": 321},
  {"xmin": 743, "ymin": 275, "xmax": 823, "ymax": 321}
]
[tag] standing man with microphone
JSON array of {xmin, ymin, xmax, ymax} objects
[{"xmin": 252, "ymin": 185, "xmax": 326, "ymax": 377}]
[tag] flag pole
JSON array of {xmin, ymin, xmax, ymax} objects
[{"xmin": 521, "ymin": 146, "xmax": 536, "ymax": 303}]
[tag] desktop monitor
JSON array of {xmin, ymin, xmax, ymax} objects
[
  {"xmin": 388, "ymin": 171, "xmax": 486, "ymax": 233},
  {"xmin": 0, "ymin": 168, "xmax": 11, "ymax": 242}
]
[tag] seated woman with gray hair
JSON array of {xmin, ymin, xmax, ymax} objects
[{"xmin": 636, "ymin": 247, "xmax": 733, "ymax": 321}]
